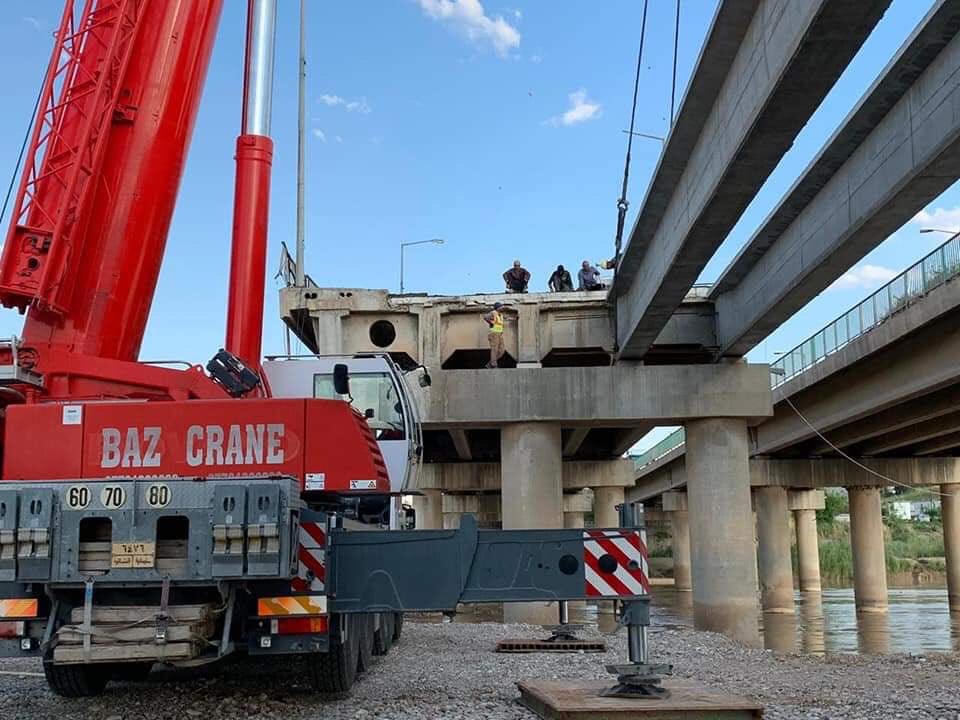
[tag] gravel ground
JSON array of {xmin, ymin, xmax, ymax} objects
[{"xmin": 0, "ymin": 620, "xmax": 958, "ymax": 720}]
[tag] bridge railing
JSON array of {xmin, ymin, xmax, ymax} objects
[
  {"xmin": 633, "ymin": 427, "xmax": 685, "ymax": 471},
  {"xmin": 770, "ymin": 232, "xmax": 960, "ymax": 388}
]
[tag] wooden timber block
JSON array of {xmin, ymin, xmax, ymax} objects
[
  {"xmin": 56, "ymin": 624, "xmax": 203, "ymax": 645},
  {"xmin": 54, "ymin": 641, "xmax": 195, "ymax": 664},
  {"xmin": 517, "ymin": 679, "xmax": 763, "ymax": 720},
  {"xmin": 69, "ymin": 604, "xmax": 212, "ymax": 624}
]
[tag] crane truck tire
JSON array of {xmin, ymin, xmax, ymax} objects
[
  {"xmin": 43, "ymin": 661, "xmax": 111, "ymax": 698},
  {"xmin": 309, "ymin": 614, "xmax": 360, "ymax": 694},
  {"xmin": 373, "ymin": 612, "xmax": 394, "ymax": 656},
  {"xmin": 356, "ymin": 613, "xmax": 376, "ymax": 673}
]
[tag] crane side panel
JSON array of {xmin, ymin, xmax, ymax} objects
[
  {"xmin": 3, "ymin": 405, "xmax": 83, "ymax": 481},
  {"xmin": 304, "ymin": 402, "xmax": 391, "ymax": 494}
]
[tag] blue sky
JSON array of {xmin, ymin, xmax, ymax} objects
[{"xmin": 1, "ymin": 1, "xmax": 956, "ymax": 452}]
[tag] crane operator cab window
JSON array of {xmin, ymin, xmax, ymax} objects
[{"xmin": 313, "ymin": 373, "xmax": 406, "ymax": 440}]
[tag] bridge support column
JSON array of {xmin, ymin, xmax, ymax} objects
[
  {"xmin": 662, "ymin": 491, "xmax": 691, "ymax": 592},
  {"xmin": 848, "ymin": 487, "xmax": 888, "ymax": 612},
  {"xmin": 593, "ymin": 486, "xmax": 624, "ymax": 528},
  {"xmin": 754, "ymin": 487, "xmax": 795, "ymax": 613},
  {"xmin": 413, "ymin": 489, "xmax": 442, "ymax": 529},
  {"xmin": 789, "ymin": 490, "xmax": 825, "ymax": 592},
  {"xmin": 943, "ymin": 484, "xmax": 960, "ymax": 611},
  {"xmin": 501, "ymin": 422, "xmax": 563, "ymax": 624},
  {"xmin": 591, "ymin": 486, "xmax": 625, "ymax": 613},
  {"xmin": 684, "ymin": 418, "xmax": 760, "ymax": 645}
]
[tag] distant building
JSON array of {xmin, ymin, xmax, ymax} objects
[{"xmin": 890, "ymin": 499, "xmax": 939, "ymax": 522}]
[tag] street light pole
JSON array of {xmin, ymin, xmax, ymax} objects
[{"xmin": 399, "ymin": 238, "xmax": 444, "ymax": 294}]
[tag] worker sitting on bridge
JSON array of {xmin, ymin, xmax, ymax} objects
[
  {"xmin": 578, "ymin": 260, "xmax": 604, "ymax": 291},
  {"xmin": 548, "ymin": 264, "xmax": 574, "ymax": 292},
  {"xmin": 483, "ymin": 302, "xmax": 506, "ymax": 368},
  {"xmin": 503, "ymin": 260, "xmax": 531, "ymax": 293}
]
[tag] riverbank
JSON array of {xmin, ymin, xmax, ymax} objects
[{"xmin": 1, "ymin": 620, "xmax": 956, "ymax": 720}]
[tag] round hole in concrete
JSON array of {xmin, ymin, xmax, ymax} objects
[
  {"xmin": 558, "ymin": 554, "xmax": 579, "ymax": 575},
  {"xmin": 369, "ymin": 320, "xmax": 397, "ymax": 348}
]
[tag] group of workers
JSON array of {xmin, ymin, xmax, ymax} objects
[
  {"xmin": 483, "ymin": 257, "xmax": 613, "ymax": 367},
  {"xmin": 502, "ymin": 259, "xmax": 609, "ymax": 293}
]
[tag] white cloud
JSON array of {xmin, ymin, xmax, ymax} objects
[
  {"xmin": 912, "ymin": 205, "xmax": 960, "ymax": 233},
  {"xmin": 530, "ymin": 53, "xmax": 542, "ymax": 64},
  {"xmin": 417, "ymin": 0, "xmax": 521, "ymax": 57},
  {"xmin": 831, "ymin": 264, "xmax": 898, "ymax": 291},
  {"xmin": 546, "ymin": 89, "xmax": 601, "ymax": 127},
  {"xmin": 335, "ymin": 135, "xmax": 344, "ymax": 144},
  {"xmin": 318, "ymin": 94, "xmax": 371, "ymax": 114},
  {"xmin": 22, "ymin": 16, "xmax": 42, "ymax": 31},
  {"xmin": 312, "ymin": 128, "xmax": 326, "ymax": 143}
]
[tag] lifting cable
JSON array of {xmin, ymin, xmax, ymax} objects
[
  {"xmin": 0, "ymin": 85, "xmax": 43, "ymax": 232},
  {"xmin": 785, "ymin": 396, "xmax": 953, "ymax": 499},
  {"xmin": 612, "ymin": 0, "xmax": 649, "ymax": 274},
  {"xmin": 671, "ymin": 0, "xmax": 681, "ymax": 125}
]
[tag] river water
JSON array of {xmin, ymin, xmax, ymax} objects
[
  {"xmin": 448, "ymin": 584, "xmax": 959, "ymax": 656},
  {"xmin": 649, "ymin": 585, "xmax": 960, "ymax": 655}
]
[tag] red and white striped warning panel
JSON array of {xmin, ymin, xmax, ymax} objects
[
  {"xmin": 583, "ymin": 529, "xmax": 650, "ymax": 597},
  {"xmin": 290, "ymin": 521, "xmax": 326, "ymax": 593}
]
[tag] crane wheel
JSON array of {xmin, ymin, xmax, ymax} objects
[
  {"xmin": 309, "ymin": 614, "xmax": 359, "ymax": 694},
  {"xmin": 356, "ymin": 613, "xmax": 375, "ymax": 673},
  {"xmin": 393, "ymin": 612, "xmax": 404, "ymax": 642},
  {"xmin": 109, "ymin": 662, "xmax": 154, "ymax": 682},
  {"xmin": 373, "ymin": 612, "xmax": 394, "ymax": 656},
  {"xmin": 43, "ymin": 661, "xmax": 110, "ymax": 697}
]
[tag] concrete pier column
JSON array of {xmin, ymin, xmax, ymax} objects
[
  {"xmin": 684, "ymin": 418, "xmax": 760, "ymax": 645},
  {"xmin": 662, "ymin": 491, "xmax": 691, "ymax": 592},
  {"xmin": 593, "ymin": 486, "xmax": 625, "ymax": 528},
  {"xmin": 412, "ymin": 490, "xmax": 442, "ymax": 529},
  {"xmin": 754, "ymin": 487, "xmax": 795, "ymax": 614},
  {"xmin": 593, "ymin": 486, "xmax": 625, "ymax": 614},
  {"xmin": 563, "ymin": 490, "xmax": 591, "ymax": 529},
  {"xmin": 501, "ymin": 423, "xmax": 563, "ymax": 624},
  {"xmin": 788, "ymin": 490, "xmax": 824, "ymax": 593},
  {"xmin": 942, "ymin": 484, "xmax": 960, "ymax": 611},
  {"xmin": 848, "ymin": 487, "xmax": 888, "ymax": 612}
]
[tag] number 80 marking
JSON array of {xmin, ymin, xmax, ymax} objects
[{"xmin": 146, "ymin": 483, "xmax": 171, "ymax": 508}]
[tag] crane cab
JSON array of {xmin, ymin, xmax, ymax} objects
[{"xmin": 262, "ymin": 353, "xmax": 424, "ymax": 528}]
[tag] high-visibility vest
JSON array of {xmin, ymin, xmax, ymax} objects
[{"xmin": 490, "ymin": 310, "xmax": 504, "ymax": 334}]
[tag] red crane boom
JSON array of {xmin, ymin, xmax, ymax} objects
[{"xmin": 0, "ymin": 0, "xmax": 225, "ymax": 401}]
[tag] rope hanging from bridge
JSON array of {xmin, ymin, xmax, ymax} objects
[
  {"xmin": 612, "ymin": 0, "xmax": 649, "ymax": 274},
  {"xmin": 785, "ymin": 397, "xmax": 951, "ymax": 499}
]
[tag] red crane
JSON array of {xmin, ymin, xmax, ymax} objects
[{"xmin": 0, "ymin": 0, "xmax": 273, "ymax": 404}]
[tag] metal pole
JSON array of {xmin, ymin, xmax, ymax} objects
[
  {"xmin": 559, "ymin": 600, "xmax": 569, "ymax": 625},
  {"xmin": 400, "ymin": 245, "xmax": 405, "ymax": 294},
  {"xmin": 294, "ymin": 0, "xmax": 306, "ymax": 287},
  {"xmin": 670, "ymin": 0, "xmax": 680, "ymax": 125}
]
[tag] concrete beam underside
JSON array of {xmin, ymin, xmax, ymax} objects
[
  {"xmin": 615, "ymin": 0, "xmax": 889, "ymax": 358},
  {"xmin": 414, "ymin": 365, "xmax": 772, "ymax": 429},
  {"xmin": 756, "ymin": 315, "xmax": 960, "ymax": 455},
  {"xmin": 630, "ymin": 456, "xmax": 960, "ymax": 503},
  {"xmin": 716, "ymin": 5, "xmax": 960, "ymax": 355}
]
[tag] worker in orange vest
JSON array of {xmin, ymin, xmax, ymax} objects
[{"xmin": 483, "ymin": 302, "xmax": 506, "ymax": 368}]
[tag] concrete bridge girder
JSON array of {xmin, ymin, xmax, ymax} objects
[{"xmin": 280, "ymin": 287, "xmax": 717, "ymax": 369}]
